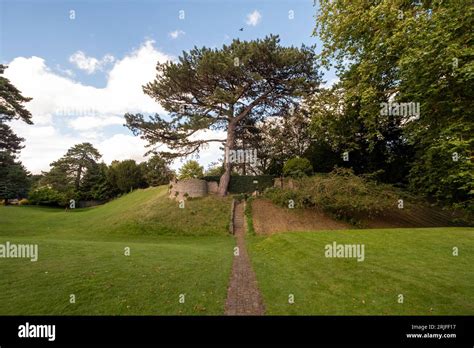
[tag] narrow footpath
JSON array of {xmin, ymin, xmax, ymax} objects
[{"xmin": 224, "ymin": 201, "xmax": 265, "ymax": 315}]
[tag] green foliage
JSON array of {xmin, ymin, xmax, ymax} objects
[
  {"xmin": 313, "ymin": 0, "xmax": 473, "ymax": 206},
  {"xmin": 78, "ymin": 162, "xmax": 114, "ymax": 201},
  {"xmin": 28, "ymin": 187, "xmax": 68, "ymax": 207},
  {"xmin": 265, "ymin": 168, "xmax": 401, "ymax": 221},
  {"xmin": 178, "ymin": 160, "xmax": 203, "ymax": 180},
  {"xmin": 408, "ymin": 127, "xmax": 474, "ymax": 211},
  {"xmin": 0, "ymin": 152, "xmax": 30, "ymax": 201},
  {"xmin": 0, "ymin": 66, "xmax": 33, "ymax": 202},
  {"xmin": 283, "ymin": 157, "xmax": 313, "ymax": 178},
  {"xmin": 50, "ymin": 143, "xmax": 101, "ymax": 190},
  {"xmin": 0, "ymin": 123, "xmax": 24, "ymax": 157},
  {"xmin": 0, "ymin": 65, "xmax": 33, "ymax": 124},
  {"xmin": 108, "ymin": 160, "xmax": 145, "ymax": 194},
  {"xmin": 125, "ymin": 35, "xmax": 321, "ymax": 194},
  {"xmin": 140, "ymin": 155, "xmax": 174, "ymax": 186},
  {"xmin": 205, "ymin": 163, "xmax": 225, "ymax": 176},
  {"xmin": 244, "ymin": 197, "xmax": 255, "ymax": 236}
]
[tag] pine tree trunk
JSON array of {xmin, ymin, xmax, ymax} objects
[{"xmin": 218, "ymin": 122, "xmax": 236, "ymax": 196}]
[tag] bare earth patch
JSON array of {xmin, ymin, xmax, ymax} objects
[
  {"xmin": 252, "ymin": 199, "xmax": 349, "ymax": 235},
  {"xmin": 252, "ymin": 199, "xmax": 462, "ymax": 234}
]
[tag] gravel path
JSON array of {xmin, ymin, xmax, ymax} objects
[{"xmin": 224, "ymin": 201, "xmax": 265, "ymax": 315}]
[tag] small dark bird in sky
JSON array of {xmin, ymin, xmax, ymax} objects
[{"xmin": 239, "ymin": 27, "xmax": 244, "ymax": 31}]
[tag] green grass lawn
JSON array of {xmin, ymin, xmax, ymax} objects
[
  {"xmin": 247, "ymin": 228, "xmax": 474, "ymax": 315},
  {"xmin": 0, "ymin": 186, "xmax": 234, "ymax": 315}
]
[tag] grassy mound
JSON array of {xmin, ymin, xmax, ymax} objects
[
  {"xmin": 0, "ymin": 186, "xmax": 232, "ymax": 241},
  {"xmin": 0, "ymin": 186, "xmax": 234, "ymax": 315}
]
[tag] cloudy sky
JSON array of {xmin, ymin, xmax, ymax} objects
[{"xmin": 0, "ymin": 0, "xmax": 334, "ymax": 174}]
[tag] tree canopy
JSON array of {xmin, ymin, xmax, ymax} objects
[{"xmin": 126, "ymin": 35, "xmax": 321, "ymax": 195}]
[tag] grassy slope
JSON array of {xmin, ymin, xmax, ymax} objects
[
  {"xmin": 247, "ymin": 228, "xmax": 474, "ymax": 315},
  {"xmin": 0, "ymin": 186, "xmax": 234, "ymax": 315}
]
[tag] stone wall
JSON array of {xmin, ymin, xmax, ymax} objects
[
  {"xmin": 207, "ymin": 181, "xmax": 219, "ymax": 194},
  {"xmin": 169, "ymin": 178, "xmax": 208, "ymax": 199}
]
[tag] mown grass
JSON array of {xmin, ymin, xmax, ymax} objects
[
  {"xmin": 247, "ymin": 227, "xmax": 474, "ymax": 315},
  {"xmin": 0, "ymin": 186, "xmax": 234, "ymax": 315}
]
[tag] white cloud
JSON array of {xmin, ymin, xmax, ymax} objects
[
  {"xmin": 9, "ymin": 120, "xmax": 81, "ymax": 173},
  {"xmin": 6, "ymin": 40, "xmax": 226, "ymax": 175},
  {"xmin": 245, "ymin": 10, "xmax": 262, "ymax": 26},
  {"xmin": 68, "ymin": 115, "xmax": 124, "ymax": 131},
  {"xmin": 5, "ymin": 40, "xmax": 174, "ymax": 173},
  {"xmin": 98, "ymin": 134, "xmax": 149, "ymax": 164},
  {"xmin": 69, "ymin": 51, "xmax": 115, "ymax": 74},
  {"xmin": 168, "ymin": 30, "xmax": 185, "ymax": 39}
]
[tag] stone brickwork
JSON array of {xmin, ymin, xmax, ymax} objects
[
  {"xmin": 168, "ymin": 178, "xmax": 210, "ymax": 199},
  {"xmin": 207, "ymin": 181, "xmax": 219, "ymax": 194}
]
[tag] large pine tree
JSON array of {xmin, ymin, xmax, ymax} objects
[{"xmin": 125, "ymin": 35, "xmax": 321, "ymax": 195}]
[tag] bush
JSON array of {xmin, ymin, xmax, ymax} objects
[
  {"xmin": 265, "ymin": 168, "xmax": 403, "ymax": 221},
  {"xmin": 283, "ymin": 157, "xmax": 313, "ymax": 178},
  {"xmin": 28, "ymin": 187, "xmax": 68, "ymax": 207},
  {"xmin": 18, "ymin": 198, "xmax": 29, "ymax": 205}
]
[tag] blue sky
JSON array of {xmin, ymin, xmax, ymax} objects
[{"xmin": 0, "ymin": 0, "xmax": 335, "ymax": 173}]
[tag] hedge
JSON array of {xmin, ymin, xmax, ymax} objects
[{"xmin": 202, "ymin": 175, "xmax": 274, "ymax": 193}]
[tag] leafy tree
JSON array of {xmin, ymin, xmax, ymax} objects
[
  {"xmin": 28, "ymin": 186, "xmax": 67, "ymax": 207},
  {"xmin": 314, "ymin": 0, "xmax": 473, "ymax": 204},
  {"xmin": 125, "ymin": 35, "xmax": 321, "ymax": 195},
  {"xmin": 205, "ymin": 162, "xmax": 225, "ymax": 177},
  {"xmin": 283, "ymin": 157, "xmax": 313, "ymax": 178},
  {"xmin": 255, "ymin": 106, "xmax": 314, "ymax": 175},
  {"xmin": 0, "ymin": 153, "xmax": 30, "ymax": 203},
  {"xmin": 0, "ymin": 64, "xmax": 33, "ymax": 124},
  {"xmin": 178, "ymin": 160, "xmax": 204, "ymax": 180},
  {"xmin": 308, "ymin": 83, "xmax": 414, "ymax": 183},
  {"xmin": 0, "ymin": 123, "xmax": 24, "ymax": 159},
  {"xmin": 0, "ymin": 65, "xmax": 33, "ymax": 203},
  {"xmin": 50, "ymin": 143, "xmax": 102, "ymax": 190},
  {"xmin": 78, "ymin": 162, "xmax": 115, "ymax": 201},
  {"xmin": 139, "ymin": 155, "xmax": 174, "ymax": 186},
  {"xmin": 40, "ymin": 163, "xmax": 73, "ymax": 194},
  {"xmin": 108, "ymin": 160, "xmax": 145, "ymax": 193}
]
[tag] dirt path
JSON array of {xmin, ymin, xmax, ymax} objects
[{"xmin": 224, "ymin": 201, "xmax": 265, "ymax": 315}]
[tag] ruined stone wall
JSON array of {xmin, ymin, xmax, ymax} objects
[
  {"xmin": 207, "ymin": 181, "xmax": 219, "ymax": 194},
  {"xmin": 169, "ymin": 178, "xmax": 208, "ymax": 199}
]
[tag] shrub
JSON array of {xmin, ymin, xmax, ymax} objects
[
  {"xmin": 265, "ymin": 168, "xmax": 402, "ymax": 221},
  {"xmin": 283, "ymin": 157, "xmax": 313, "ymax": 178},
  {"xmin": 28, "ymin": 187, "xmax": 68, "ymax": 207},
  {"xmin": 18, "ymin": 198, "xmax": 29, "ymax": 205}
]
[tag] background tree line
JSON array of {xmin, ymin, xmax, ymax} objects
[
  {"xmin": 2, "ymin": 1, "xmax": 471, "ymax": 213},
  {"xmin": 28, "ymin": 143, "xmax": 174, "ymax": 206}
]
